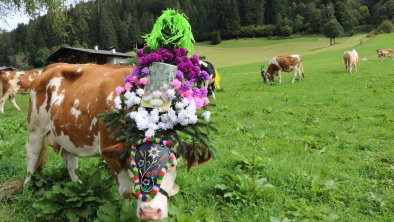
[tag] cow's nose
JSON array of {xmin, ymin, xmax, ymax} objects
[{"xmin": 139, "ymin": 207, "xmax": 162, "ymax": 220}]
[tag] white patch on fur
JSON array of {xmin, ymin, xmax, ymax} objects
[
  {"xmin": 106, "ymin": 92, "xmax": 114, "ymax": 105},
  {"xmin": 77, "ymin": 68, "xmax": 82, "ymax": 73},
  {"xmin": 52, "ymin": 129, "xmax": 101, "ymax": 157},
  {"xmin": 71, "ymin": 99, "xmax": 81, "ymax": 119},
  {"xmin": 47, "ymin": 77, "xmax": 65, "ymax": 106},
  {"xmin": 117, "ymin": 170, "xmax": 134, "ymax": 197},
  {"xmin": 90, "ymin": 117, "xmax": 97, "ymax": 131}
]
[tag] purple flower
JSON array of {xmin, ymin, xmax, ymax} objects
[
  {"xmin": 175, "ymin": 57, "xmax": 182, "ymax": 64},
  {"xmin": 132, "ymin": 67, "xmax": 141, "ymax": 76},
  {"xmin": 180, "ymin": 48, "xmax": 188, "ymax": 55},
  {"xmin": 200, "ymin": 87, "xmax": 208, "ymax": 97},
  {"xmin": 124, "ymin": 75, "xmax": 134, "ymax": 83},
  {"xmin": 181, "ymin": 81, "xmax": 191, "ymax": 91},
  {"xmin": 177, "ymin": 63, "xmax": 187, "ymax": 73},
  {"xmin": 137, "ymin": 47, "xmax": 145, "ymax": 57},
  {"xmin": 192, "ymin": 88, "xmax": 201, "ymax": 97},
  {"xmin": 192, "ymin": 55, "xmax": 200, "ymax": 65},
  {"xmin": 201, "ymin": 70, "xmax": 210, "ymax": 81},
  {"xmin": 176, "ymin": 71, "xmax": 184, "ymax": 81},
  {"xmin": 173, "ymin": 49, "xmax": 182, "ymax": 57},
  {"xmin": 142, "ymin": 67, "xmax": 149, "ymax": 74},
  {"xmin": 182, "ymin": 56, "xmax": 191, "ymax": 64}
]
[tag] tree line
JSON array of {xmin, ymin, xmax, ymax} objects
[{"xmin": 1, "ymin": 0, "xmax": 394, "ymax": 69}]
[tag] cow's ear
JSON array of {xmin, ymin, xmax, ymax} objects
[
  {"xmin": 101, "ymin": 143, "xmax": 125, "ymax": 159},
  {"xmin": 183, "ymin": 144, "xmax": 212, "ymax": 172}
]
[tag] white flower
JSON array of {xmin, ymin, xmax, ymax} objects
[
  {"xmin": 182, "ymin": 98, "xmax": 190, "ymax": 107},
  {"xmin": 166, "ymin": 89, "xmax": 176, "ymax": 99},
  {"xmin": 128, "ymin": 111, "xmax": 137, "ymax": 119},
  {"xmin": 175, "ymin": 102, "xmax": 185, "ymax": 110},
  {"xmin": 189, "ymin": 114, "xmax": 198, "ymax": 124},
  {"xmin": 114, "ymin": 96, "xmax": 121, "ymax": 109},
  {"xmin": 145, "ymin": 129, "xmax": 155, "ymax": 137},
  {"xmin": 143, "ymin": 94, "xmax": 152, "ymax": 101},
  {"xmin": 136, "ymin": 88, "xmax": 144, "ymax": 96},
  {"xmin": 202, "ymin": 111, "xmax": 211, "ymax": 122}
]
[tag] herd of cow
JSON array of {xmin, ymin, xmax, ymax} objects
[
  {"xmin": 0, "ymin": 47, "xmax": 392, "ymax": 220},
  {"xmin": 260, "ymin": 48, "xmax": 393, "ymax": 83}
]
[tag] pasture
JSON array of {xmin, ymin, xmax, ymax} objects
[{"xmin": 1, "ymin": 33, "xmax": 393, "ymax": 221}]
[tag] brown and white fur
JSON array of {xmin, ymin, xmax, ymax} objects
[
  {"xmin": 24, "ymin": 63, "xmax": 211, "ymax": 220},
  {"xmin": 261, "ymin": 55, "xmax": 304, "ymax": 84},
  {"xmin": 0, "ymin": 68, "xmax": 42, "ymax": 113}
]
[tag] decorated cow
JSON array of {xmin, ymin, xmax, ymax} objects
[{"xmin": 24, "ymin": 9, "xmax": 214, "ymax": 221}]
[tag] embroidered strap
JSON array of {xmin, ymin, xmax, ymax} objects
[{"xmin": 130, "ymin": 137, "xmax": 176, "ymax": 201}]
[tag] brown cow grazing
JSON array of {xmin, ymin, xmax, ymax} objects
[
  {"xmin": 24, "ymin": 63, "xmax": 210, "ymax": 220},
  {"xmin": 376, "ymin": 49, "xmax": 393, "ymax": 60},
  {"xmin": 343, "ymin": 50, "xmax": 358, "ymax": 73},
  {"xmin": 0, "ymin": 68, "xmax": 42, "ymax": 113},
  {"xmin": 261, "ymin": 55, "xmax": 304, "ymax": 84}
]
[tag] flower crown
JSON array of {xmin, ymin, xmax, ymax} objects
[{"xmin": 102, "ymin": 9, "xmax": 215, "ymax": 162}]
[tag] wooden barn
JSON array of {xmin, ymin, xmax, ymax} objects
[{"xmin": 46, "ymin": 46, "xmax": 135, "ymax": 65}]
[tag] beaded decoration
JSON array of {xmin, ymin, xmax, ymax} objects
[{"xmin": 130, "ymin": 137, "xmax": 177, "ymax": 201}]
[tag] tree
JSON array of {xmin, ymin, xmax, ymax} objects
[
  {"xmin": 34, "ymin": 47, "xmax": 50, "ymax": 67},
  {"xmin": 323, "ymin": 18, "xmax": 343, "ymax": 46}
]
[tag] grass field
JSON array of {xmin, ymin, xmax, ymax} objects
[{"xmin": 0, "ymin": 33, "xmax": 393, "ymax": 222}]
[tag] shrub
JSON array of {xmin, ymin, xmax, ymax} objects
[
  {"xmin": 211, "ymin": 30, "xmax": 221, "ymax": 45},
  {"xmin": 377, "ymin": 19, "xmax": 394, "ymax": 33}
]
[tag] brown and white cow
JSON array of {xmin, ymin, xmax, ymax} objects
[
  {"xmin": 24, "ymin": 63, "xmax": 211, "ymax": 220},
  {"xmin": 343, "ymin": 50, "xmax": 358, "ymax": 73},
  {"xmin": 376, "ymin": 49, "xmax": 393, "ymax": 60},
  {"xmin": 261, "ymin": 55, "xmax": 304, "ymax": 84},
  {"xmin": 0, "ymin": 68, "xmax": 42, "ymax": 113}
]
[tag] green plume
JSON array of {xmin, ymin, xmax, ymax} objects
[{"xmin": 144, "ymin": 9, "xmax": 195, "ymax": 55}]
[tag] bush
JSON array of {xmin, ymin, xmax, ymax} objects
[
  {"xmin": 211, "ymin": 30, "xmax": 221, "ymax": 45},
  {"xmin": 377, "ymin": 19, "xmax": 394, "ymax": 33}
]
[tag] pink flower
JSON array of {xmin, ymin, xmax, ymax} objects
[
  {"xmin": 195, "ymin": 97, "xmax": 204, "ymax": 109},
  {"xmin": 139, "ymin": 78, "xmax": 148, "ymax": 85},
  {"xmin": 115, "ymin": 86, "xmax": 125, "ymax": 95},
  {"xmin": 125, "ymin": 82, "xmax": 133, "ymax": 91},
  {"xmin": 202, "ymin": 97, "xmax": 209, "ymax": 106},
  {"xmin": 132, "ymin": 76, "xmax": 139, "ymax": 84},
  {"xmin": 172, "ymin": 79, "xmax": 182, "ymax": 89},
  {"xmin": 179, "ymin": 89, "xmax": 192, "ymax": 98}
]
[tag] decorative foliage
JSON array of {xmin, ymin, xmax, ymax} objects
[{"xmin": 143, "ymin": 9, "xmax": 195, "ymax": 55}]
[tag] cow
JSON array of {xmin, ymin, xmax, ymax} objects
[
  {"xmin": 24, "ymin": 63, "xmax": 211, "ymax": 220},
  {"xmin": 376, "ymin": 49, "xmax": 393, "ymax": 60},
  {"xmin": 199, "ymin": 60, "xmax": 217, "ymax": 99},
  {"xmin": 261, "ymin": 55, "xmax": 304, "ymax": 84},
  {"xmin": 343, "ymin": 50, "xmax": 358, "ymax": 73},
  {"xmin": 0, "ymin": 67, "xmax": 42, "ymax": 113}
]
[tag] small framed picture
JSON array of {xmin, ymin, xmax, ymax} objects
[{"xmin": 141, "ymin": 62, "xmax": 177, "ymax": 110}]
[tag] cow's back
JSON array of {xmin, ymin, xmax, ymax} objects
[{"xmin": 29, "ymin": 63, "xmax": 132, "ymax": 156}]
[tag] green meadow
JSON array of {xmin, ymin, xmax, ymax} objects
[{"xmin": 0, "ymin": 33, "xmax": 393, "ymax": 221}]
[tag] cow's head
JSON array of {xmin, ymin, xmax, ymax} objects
[
  {"xmin": 102, "ymin": 140, "xmax": 212, "ymax": 220},
  {"xmin": 261, "ymin": 68, "xmax": 273, "ymax": 83}
]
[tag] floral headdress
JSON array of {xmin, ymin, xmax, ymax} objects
[{"xmin": 102, "ymin": 9, "xmax": 215, "ymax": 164}]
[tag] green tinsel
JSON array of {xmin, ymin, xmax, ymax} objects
[{"xmin": 144, "ymin": 9, "xmax": 195, "ymax": 55}]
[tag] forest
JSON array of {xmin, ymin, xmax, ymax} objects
[{"xmin": 0, "ymin": 0, "xmax": 393, "ymax": 68}]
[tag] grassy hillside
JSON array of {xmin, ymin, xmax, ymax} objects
[{"xmin": 1, "ymin": 33, "xmax": 393, "ymax": 221}]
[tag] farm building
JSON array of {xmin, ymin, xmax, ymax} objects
[
  {"xmin": 0, "ymin": 66, "xmax": 17, "ymax": 71},
  {"xmin": 46, "ymin": 46, "xmax": 135, "ymax": 65}
]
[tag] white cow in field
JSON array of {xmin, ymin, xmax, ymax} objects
[{"xmin": 343, "ymin": 50, "xmax": 358, "ymax": 73}]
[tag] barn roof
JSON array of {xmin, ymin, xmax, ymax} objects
[
  {"xmin": 47, "ymin": 46, "xmax": 134, "ymax": 63},
  {"xmin": 0, "ymin": 66, "xmax": 18, "ymax": 71}
]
